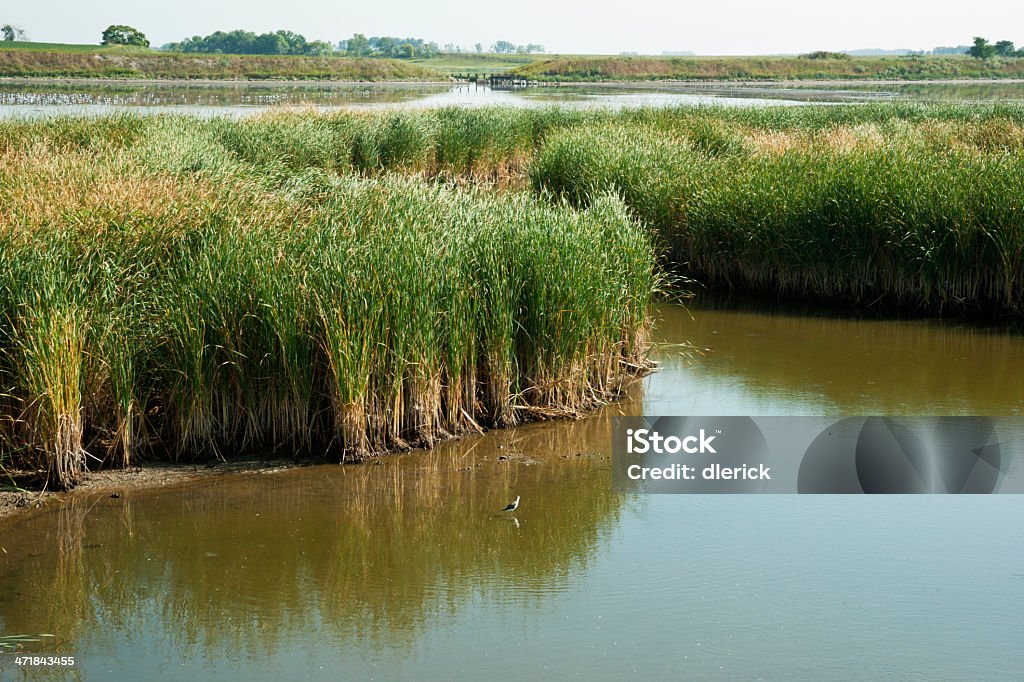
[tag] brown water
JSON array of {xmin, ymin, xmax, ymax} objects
[
  {"xmin": 652, "ymin": 296, "xmax": 1024, "ymax": 416},
  {"xmin": 2, "ymin": 298, "xmax": 1024, "ymax": 680}
]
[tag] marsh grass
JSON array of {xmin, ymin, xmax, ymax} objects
[
  {"xmin": 0, "ymin": 49, "xmax": 438, "ymax": 80},
  {"xmin": 5, "ymin": 103, "xmax": 1024, "ymax": 487},
  {"xmin": 512, "ymin": 54, "xmax": 1024, "ymax": 82},
  {"xmin": 530, "ymin": 107, "xmax": 1024, "ymax": 313},
  {"xmin": 0, "ymin": 123, "xmax": 656, "ymax": 488}
]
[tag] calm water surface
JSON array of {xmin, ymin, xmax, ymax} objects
[
  {"xmin": 0, "ymin": 82, "xmax": 811, "ymax": 118},
  {"xmin": 3, "ymin": 79, "xmax": 1024, "ymax": 118},
  {"xmin": 2, "ymin": 297, "xmax": 1023, "ymax": 680}
]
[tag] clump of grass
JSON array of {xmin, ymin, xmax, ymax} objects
[
  {"xmin": 201, "ymin": 108, "xmax": 602, "ymax": 183},
  {"xmin": 531, "ymin": 113, "xmax": 1024, "ymax": 313},
  {"xmin": 8, "ymin": 288, "xmax": 88, "ymax": 489},
  {"xmin": 351, "ymin": 113, "xmax": 433, "ymax": 172},
  {"xmin": 0, "ymin": 123, "xmax": 656, "ymax": 488}
]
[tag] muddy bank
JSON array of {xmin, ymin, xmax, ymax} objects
[{"xmin": 0, "ymin": 458, "xmax": 309, "ymax": 520}]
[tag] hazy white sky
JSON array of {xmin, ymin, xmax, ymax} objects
[{"xmin": 4, "ymin": 1, "xmax": 1022, "ymax": 54}]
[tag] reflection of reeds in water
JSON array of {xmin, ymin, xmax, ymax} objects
[
  {"xmin": 662, "ymin": 299, "xmax": 1024, "ymax": 415},
  {"xmin": 0, "ymin": 444, "xmax": 623, "ymax": 658}
]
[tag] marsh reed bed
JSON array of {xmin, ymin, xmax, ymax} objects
[
  {"xmin": 529, "ymin": 104, "xmax": 1024, "ymax": 313},
  {"xmin": 0, "ymin": 115, "xmax": 656, "ymax": 488},
  {"xmin": 3, "ymin": 103, "xmax": 1023, "ymax": 488}
]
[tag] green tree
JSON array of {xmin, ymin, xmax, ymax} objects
[
  {"xmin": 253, "ymin": 32, "xmax": 287, "ymax": 55},
  {"xmin": 994, "ymin": 40, "xmax": 1016, "ymax": 57},
  {"xmin": 305, "ymin": 40, "xmax": 334, "ymax": 56},
  {"xmin": 375, "ymin": 36, "xmax": 399, "ymax": 57},
  {"xmin": 101, "ymin": 25, "xmax": 150, "ymax": 47},
  {"xmin": 346, "ymin": 33, "xmax": 369, "ymax": 57},
  {"xmin": 1, "ymin": 23, "xmax": 26, "ymax": 41},
  {"xmin": 967, "ymin": 36, "xmax": 995, "ymax": 59},
  {"xmin": 274, "ymin": 29, "xmax": 307, "ymax": 55},
  {"xmin": 474, "ymin": 42, "xmax": 482, "ymax": 53},
  {"xmin": 168, "ymin": 29, "xmax": 332, "ymax": 56},
  {"xmin": 492, "ymin": 40, "xmax": 515, "ymax": 54}
]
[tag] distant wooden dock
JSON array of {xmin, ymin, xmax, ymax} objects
[
  {"xmin": 486, "ymin": 73, "xmax": 534, "ymax": 88},
  {"xmin": 446, "ymin": 70, "xmax": 537, "ymax": 88}
]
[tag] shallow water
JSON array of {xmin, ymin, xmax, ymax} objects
[
  {"xmin": 3, "ymin": 79, "xmax": 1023, "ymax": 118},
  {"xmin": 2, "ymin": 296, "xmax": 1023, "ymax": 680},
  {"xmin": 0, "ymin": 82, "xmax": 816, "ymax": 118}
]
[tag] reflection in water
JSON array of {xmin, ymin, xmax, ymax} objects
[
  {"xmin": 0, "ymin": 82, "xmax": 823, "ymax": 119},
  {"xmin": 0, "ymin": 82, "xmax": 452, "ymax": 107},
  {"xmin": 788, "ymin": 81, "xmax": 1024, "ymax": 102},
  {"xmin": 1, "ymin": 80, "xmax": 1024, "ymax": 119},
  {"xmin": 2, "ymin": 300, "xmax": 1024, "ymax": 679},
  {"xmin": 0, "ymin": 414, "xmax": 629, "ymax": 678},
  {"xmin": 0, "ymin": 80, "xmax": 925, "ymax": 120},
  {"xmin": 651, "ymin": 297, "xmax": 1024, "ymax": 416}
]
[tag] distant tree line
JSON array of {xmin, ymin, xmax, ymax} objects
[
  {"xmin": 430, "ymin": 40, "xmax": 545, "ymax": 55},
  {"xmin": 803, "ymin": 40, "xmax": 1020, "ymax": 59},
  {"xmin": 338, "ymin": 34, "xmax": 439, "ymax": 59},
  {"xmin": 167, "ymin": 31, "xmax": 545, "ymax": 59},
  {"xmin": 490, "ymin": 40, "xmax": 545, "ymax": 54},
  {"xmin": 845, "ymin": 47, "xmax": 971, "ymax": 56},
  {"xmin": 4, "ymin": 22, "xmax": 546, "ymax": 59},
  {"xmin": 968, "ymin": 37, "xmax": 1023, "ymax": 59},
  {"xmin": 167, "ymin": 30, "xmax": 334, "ymax": 56}
]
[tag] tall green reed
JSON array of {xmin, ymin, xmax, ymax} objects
[{"xmin": 0, "ymin": 122, "xmax": 656, "ymax": 487}]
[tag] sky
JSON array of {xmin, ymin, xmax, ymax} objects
[{"xmin": 4, "ymin": 1, "xmax": 1022, "ymax": 55}]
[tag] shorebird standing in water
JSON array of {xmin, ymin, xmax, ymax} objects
[{"xmin": 500, "ymin": 496, "xmax": 520, "ymax": 512}]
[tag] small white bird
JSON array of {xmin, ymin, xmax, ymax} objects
[{"xmin": 500, "ymin": 496, "xmax": 520, "ymax": 512}]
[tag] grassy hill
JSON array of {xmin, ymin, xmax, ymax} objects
[
  {"xmin": 0, "ymin": 47, "xmax": 440, "ymax": 80},
  {"xmin": 512, "ymin": 54, "xmax": 1024, "ymax": 81},
  {"xmin": 410, "ymin": 52, "xmax": 544, "ymax": 76},
  {"xmin": 4, "ymin": 42, "xmax": 1024, "ymax": 82},
  {"xmin": 0, "ymin": 40, "xmax": 144, "ymax": 53}
]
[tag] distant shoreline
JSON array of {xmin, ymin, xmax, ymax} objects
[
  {"xmin": 5, "ymin": 47, "xmax": 1024, "ymax": 83},
  {"xmin": 3, "ymin": 76, "xmax": 1024, "ymax": 88},
  {"xmin": 567, "ymin": 77, "xmax": 1024, "ymax": 87},
  {"xmin": 0, "ymin": 76, "xmax": 455, "ymax": 87}
]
